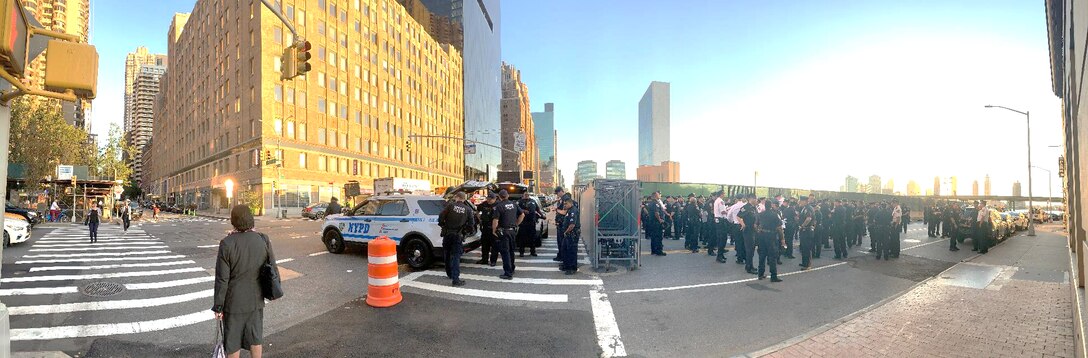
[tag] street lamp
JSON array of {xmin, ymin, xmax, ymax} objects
[
  {"xmin": 985, "ymin": 105, "xmax": 1035, "ymax": 236},
  {"xmin": 225, "ymin": 179, "xmax": 235, "ymax": 210},
  {"xmin": 1031, "ymin": 166, "xmax": 1051, "ymax": 211}
]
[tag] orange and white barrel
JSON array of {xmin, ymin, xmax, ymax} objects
[{"xmin": 365, "ymin": 236, "xmax": 402, "ymax": 307}]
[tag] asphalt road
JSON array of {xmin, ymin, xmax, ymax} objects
[{"xmin": 0, "ymin": 216, "xmax": 1002, "ymax": 357}]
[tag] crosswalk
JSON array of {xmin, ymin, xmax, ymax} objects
[
  {"xmin": 2, "ymin": 224, "xmax": 215, "ymax": 341},
  {"xmin": 139, "ymin": 215, "xmax": 227, "ymax": 225},
  {"xmin": 399, "ymin": 236, "xmax": 600, "ymax": 307}
]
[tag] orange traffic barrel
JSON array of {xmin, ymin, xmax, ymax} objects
[{"xmin": 366, "ymin": 236, "xmax": 402, "ymax": 307}]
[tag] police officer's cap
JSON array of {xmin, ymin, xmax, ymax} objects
[
  {"xmin": 486, "ymin": 193, "xmax": 498, "ymax": 199},
  {"xmin": 497, "ymin": 190, "xmax": 509, "ymax": 198},
  {"xmin": 561, "ymin": 193, "xmax": 573, "ymax": 201},
  {"xmin": 554, "ymin": 187, "xmax": 564, "ymax": 194}
]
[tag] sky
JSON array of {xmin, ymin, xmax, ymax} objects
[
  {"xmin": 502, "ymin": 0, "xmax": 1063, "ymax": 197},
  {"xmin": 86, "ymin": 0, "xmax": 1061, "ymax": 197}
]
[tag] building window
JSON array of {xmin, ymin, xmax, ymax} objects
[
  {"xmin": 274, "ymin": 84, "xmax": 283, "ymax": 102},
  {"xmin": 318, "ymin": 128, "xmax": 326, "ymax": 145},
  {"xmin": 330, "ymin": 130, "xmax": 338, "ymax": 147},
  {"xmin": 318, "ymin": 155, "xmax": 327, "ymax": 171},
  {"xmin": 299, "ymin": 123, "xmax": 307, "ymax": 141},
  {"xmin": 287, "ymin": 121, "xmax": 295, "ymax": 138},
  {"xmin": 354, "ymin": 110, "xmax": 361, "ymax": 123},
  {"xmin": 253, "ymin": 149, "xmax": 260, "ymax": 167},
  {"xmin": 298, "ymin": 152, "xmax": 307, "ymax": 169},
  {"xmin": 298, "ymin": 91, "xmax": 307, "ymax": 108},
  {"xmin": 317, "ymin": 97, "xmax": 326, "ymax": 113},
  {"xmin": 340, "ymin": 105, "xmax": 348, "ymax": 119},
  {"xmin": 317, "ymin": 46, "xmax": 326, "ymax": 62},
  {"xmin": 328, "ymin": 101, "xmax": 336, "ymax": 115},
  {"xmin": 317, "ymin": 20, "xmax": 325, "ymax": 35},
  {"xmin": 286, "ymin": 88, "xmax": 295, "ymax": 104},
  {"xmin": 273, "ymin": 56, "xmax": 282, "ymax": 73},
  {"xmin": 297, "ymin": 9, "xmax": 305, "ymax": 26},
  {"xmin": 274, "ymin": 118, "xmax": 283, "ymax": 135},
  {"xmin": 341, "ymin": 133, "xmax": 348, "ymax": 149},
  {"xmin": 317, "ymin": 72, "xmax": 326, "ymax": 87},
  {"xmin": 273, "ymin": 27, "xmax": 283, "ymax": 44}
]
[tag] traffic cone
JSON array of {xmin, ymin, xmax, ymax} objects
[{"xmin": 366, "ymin": 236, "xmax": 402, "ymax": 307}]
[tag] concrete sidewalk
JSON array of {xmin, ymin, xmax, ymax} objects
[{"xmin": 758, "ymin": 225, "xmax": 1074, "ymax": 358}]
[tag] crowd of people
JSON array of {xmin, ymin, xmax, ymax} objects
[{"xmin": 640, "ymin": 191, "xmax": 999, "ymax": 282}]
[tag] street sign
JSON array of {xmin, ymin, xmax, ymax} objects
[
  {"xmin": 464, "ymin": 143, "xmax": 476, "ymax": 155},
  {"xmin": 514, "ymin": 131, "xmax": 526, "ymax": 152},
  {"xmin": 56, "ymin": 165, "xmax": 73, "ymax": 180}
]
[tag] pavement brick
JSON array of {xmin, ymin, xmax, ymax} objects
[{"xmin": 762, "ymin": 267, "xmax": 1073, "ymax": 357}]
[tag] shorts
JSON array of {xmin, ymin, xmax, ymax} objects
[{"xmin": 223, "ymin": 309, "xmax": 263, "ymax": 353}]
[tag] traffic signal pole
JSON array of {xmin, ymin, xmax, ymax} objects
[{"xmin": 0, "ymin": 87, "xmax": 11, "ymax": 357}]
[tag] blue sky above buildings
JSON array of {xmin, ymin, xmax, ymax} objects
[{"xmin": 88, "ymin": 0, "xmax": 1057, "ymax": 195}]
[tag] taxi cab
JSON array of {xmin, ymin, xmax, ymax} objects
[{"xmin": 320, "ymin": 194, "xmax": 481, "ymax": 270}]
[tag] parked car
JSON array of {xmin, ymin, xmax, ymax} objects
[
  {"xmin": 5, "ymin": 204, "xmax": 39, "ymax": 226},
  {"xmin": 1046, "ymin": 210, "xmax": 1064, "ymax": 222},
  {"xmin": 991, "ymin": 210, "xmax": 1010, "ymax": 241},
  {"xmin": 3, "ymin": 212, "xmax": 30, "ymax": 247},
  {"xmin": 301, "ymin": 202, "xmax": 329, "ymax": 220},
  {"xmin": 128, "ymin": 202, "xmax": 143, "ymax": 219}
]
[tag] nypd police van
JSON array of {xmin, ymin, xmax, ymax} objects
[{"xmin": 320, "ymin": 194, "xmax": 480, "ymax": 269}]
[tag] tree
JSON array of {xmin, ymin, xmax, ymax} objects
[
  {"xmin": 8, "ymin": 97, "xmax": 93, "ymax": 182},
  {"xmin": 92, "ymin": 124, "xmax": 135, "ymax": 181}
]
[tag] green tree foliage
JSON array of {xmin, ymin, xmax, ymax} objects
[
  {"xmin": 8, "ymin": 98, "xmax": 93, "ymax": 182},
  {"xmin": 92, "ymin": 123, "xmax": 135, "ymax": 181}
]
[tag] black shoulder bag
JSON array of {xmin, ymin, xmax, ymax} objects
[{"xmin": 258, "ymin": 233, "xmax": 284, "ymax": 300}]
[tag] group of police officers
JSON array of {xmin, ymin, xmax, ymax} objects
[
  {"xmin": 641, "ymin": 192, "xmax": 921, "ymax": 282},
  {"xmin": 438, "ymin": 187, "xmax": 583, "ymax": 286}
]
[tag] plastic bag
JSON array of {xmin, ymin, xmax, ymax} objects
[{"xmin": 212, "ymin": 320, "xmax": 226, "ymax": 358}]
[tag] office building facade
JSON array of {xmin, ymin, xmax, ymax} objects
[
  {"xmin": 499, "ymin": 62, "xmax": 537, "ymax": 182},
  {"xmin": 574, "ymin": 160, "xmax": 597, "ymax": 186},
  {"xmin": 637, "ymin": 161, "xmax": 680, "ymax": 183},
  {"xmin": 146, "ymin": 1, "xmax": 465, "ymax": 214},
  {"xmin": 533, "ymin": 102, "xmax": 557, "ymax": 193},
  {"xmin": 605, "ymin": 160, "xmax": 625, "ymax": 180},
  {"xmin": 130, "ymin": 65, "xmax": 166, "ymax": 188},
  {"xmin": 638, "ymin": 81, "xmax": 670, "ymax": 166},
  {"xmin": 124, "ymin": 47, "xmax": 169, "ymax": 134}
]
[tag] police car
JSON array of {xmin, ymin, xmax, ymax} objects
[{"xmin": 320, "ymin": 193, "xmax": 481, "ymax": 270}]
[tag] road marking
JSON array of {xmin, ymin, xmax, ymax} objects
[
  {"xmin": 29, "ymin": 246, "xmax": 168, "ymax": 252},
  {"xmin": 1, "ymin": 267, "xmax": 206, "ymax": 283},
  {"xmin": 7, "ymin": 289, "xmax": 213, "ymax": 315},
  {"xmin": 28, "ymin": 260, "xmax": 196, "ymax": 272},
  {"xmin": 10, "ymin": 310, "xmax": 213, "ymax": 341},
  {"xmin": 22, "ymin": 250, "xmax": 171, "ymax": 258},
  {"xmin": 460, "ymin": 255, "xmax": 587, "ymax": 264},
  {"xmin": 276, "ymin": 258, "xmax": 294, "ymax": 264},
  {"xmin": 459, "ymin": 263, "xmax": 567, "ymax": 272},
  {"xmin": 590, "ymin": 288, "xmax": 628, "ymax": 357},
  {"xmin": 308, "ymin": 251, "xmax": 329, "ymax": 257},
  {"xmin": 419, "ymin": 271, "xmax": 601, "ymax": 285},
  {"xmin": 903, "ymin": 238, "xmax": 950, "ymax": 251},
  {"xmin": 16, "ymin": 255, "xmax": 187, "ymax": 264},
  {"xmin": 614, "ymin": 262, "xmax": 849, "ymax": 294},
  {"xmin": 904, "ymin": 239, "xmax": 922, "ymax": 243},
  {"xmin": 197, "ymin": 244, "xmax": 219, "ymax": 248},
  {"xmin": 123, "ymin": 276, "xmax": 215, "ymax": 290},
  {"xmin": 31, "ymin": 241, "xmax": 162, "ymax": 248},
  {"xmin": 400, "ymin": 277, "xmax": 568, "ymax": 303},
  {"xmin": 0, "ymin": 287, "xmax": 78, "ymax": 296}
]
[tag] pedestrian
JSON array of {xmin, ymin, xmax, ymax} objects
[
  {"xmin": 873, "ymin": 202, "xmax": 892, "ymax": 260},
  {"xmin": 671, "ymin": 196, "xmax": 684, "ymax": 240},
  {"xmin": 152, "ymin": 203, "xmax": 159, "ymax": 218},
  {"xmin": 831, "ymin": 200, "xmax": 850, "ymax": 260},
  {"xmin": 756, "ymin": 199, "xmax": 784, "ymax": 282},
  {"xmin": 559, "ymin": 196, "xmax": 581, "ymax": 275},
  {"xmin": 711, "ymin": 191, "xmax": 730, "ymax": 262},
  {"xmin": 85, "ymin": 201, "xmax": 101, "ymax": 243},
  {"xmin": 726, "ymin": 194, "xmax": 746, "ymax": 263},
  {"xmin": 738, "ymin": 194, "xmax": 759, "ymax": 274},
  {"xmin": 890, "ymin": 200, "xmax": 903, "ymax": 257},
  {"xmin": 781, "ymin": 199, "xmax": 798, "ymax": 259},
  {"xmin": 50, "ymin": 199, "xmax": 60, "ymax": 222},
  {"xmin": 683, "ymin": 195, "xmax": 701, "ymax": 253},
  {"xmin": 324, "ymin": 197, "xmax": 343, "ymax": 217},
  {"xmin": 553, "ymin": 187, "xmax": 568, "ymax": 262},
  {"xmin": 975, "ymin": 201, "xmax": 992, "ymax": 254},
  {"xmin": 901, "ymin": 206, "xmax": 911, "ymax": 233},
  {"xmin": 490, "ymin": 190, "xmax": 523, "ymax": 279},
  {"xmin": 948, "ymin": 202, "xmax": 962, "ymax": 251},
  {"xmin": 476, "ymin": 193, "xmax": 498, "ymax": 265},
  {"xmin": 120, "ymin": 199, "xmax": 132, "ymax": 233},
  {"xmin": 797, "ymin": 196, "xmax": 816, "ymax": 270},
  {"xmin": 439, "ymin": 192, "xmax": 474, "ymax": 287},
  {"xmin": 646, "ymin": 191, "xmax": 667, "ymax": 256},
  {"xmin": 213, "ymin": 205, "xmax": 278, "ymax": 358}
]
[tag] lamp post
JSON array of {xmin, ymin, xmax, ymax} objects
[
  {"xmin": 985, "ymin": 105, "xmax": 1035, "ymax": 236},
  {"xmin": 1031, "ymin": 166, "xmax": 1051, "ymax": 211}
]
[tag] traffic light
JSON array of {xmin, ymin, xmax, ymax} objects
[
  {"xmin": 281, "ymin": 40, "xmax": 311, "ymax": 80},
  {"xmin": 265, "ymin": 150, "xmax": 272, "ymax": 163},
  {"xmin": 405, "ymin": 140, "xmax": 412, "ymax": 152},
  {"xmin": 0, "ymin": 0, "xmax": 31, "ymax": 76}
]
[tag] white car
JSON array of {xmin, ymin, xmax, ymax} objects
[
  {"xmin": 4, "ymin": 213, "xmax": 31, "ymax": 247},
  {"xmin": 320, "ymin": 194, "xmax": 481, "ymax": 269}
]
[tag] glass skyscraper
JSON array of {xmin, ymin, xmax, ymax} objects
[
  {"xmin": 639, "ymin": 81, "xmax": 671, "ymax": 166},
  {"xmin": 533, "ymin": 103, "xmax": 556, "ymax": 192}
]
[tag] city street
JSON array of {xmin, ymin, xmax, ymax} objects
[{"xmin": 0, "ymin": 216, "xmax": 1006, "ymax": 357}]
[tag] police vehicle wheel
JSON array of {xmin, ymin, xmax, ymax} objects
[
  {"xmin": 401, "ymin": 236, "xmax": 432, "ymax": 270},
  {"xmin": 323, "ymin": 230, "xmax": 346, "ymax": 254}
]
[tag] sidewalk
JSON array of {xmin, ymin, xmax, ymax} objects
[{"xmin": 759, "ymin": 224, "xmax": 1074, "ymax": 358}]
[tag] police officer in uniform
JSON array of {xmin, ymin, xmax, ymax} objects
[
  {"xmin": 831, "ymin": 200, "xmax": 850, "ymax": 260},
  {"xmin": 476, "ymin": 193, "xmax": 498, "ymax": 265},
  {"xmin": 874, "ymin": 202, "xmax": 893, "ymax": 260},
  {"xmin": 553, "ymin": 187, "xmax": 568, "ymax": 262},
  {"xmin": 781, "ymin": 199, "xmax": 798, "ymax": 259},
  {"xmin": 757, "ymin": 199, "xmax": 785, "ymax": 282},
  {"xmin": 646, "ymin": 191, "xmax": 667, "ymax": 256},
  {"xmin": 797, "ymin": 196, "xmax": 816, "ymax": 270},
  {"xmin": 683, "ymin": 195, "xmax": 701, "ymax": 253},
  {"xmin": 491, "ymin": 190, "xmax": 524, "ymax": 280},
  {"xmin": 738, "ymin": 194, "xmax": 759, "ymax": 274},
  {"xmin": 948, "ymin": 202, "xmax": 962, "ymax": 251},
  {"xmin": 439, "ymin": 192, "xmax": 475, "ymax": 286},
  {"xmin": 516, "ymin": 194, "xmax": 543, "ymax": 257},
  {"xmin": 559, "ymin": 196, "xmax": 581, "ymax": 275}
]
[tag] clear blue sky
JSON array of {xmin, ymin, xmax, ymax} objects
[{"xmin": 89, "ymin": 0, "xmax": 1059, "ymax": 196}]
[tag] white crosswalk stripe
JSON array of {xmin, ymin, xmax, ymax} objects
[{"xmin": 2, "ymin": 226, "xmax": 216, "ymax": 340}]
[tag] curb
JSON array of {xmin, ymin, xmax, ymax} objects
[
  {"xmin": 12, "ymin": 352, "xmax": 72, "ymax": 358},
  {"xmin": 743, "ymin": 252, "xmax": 982, "ymax": 357}
]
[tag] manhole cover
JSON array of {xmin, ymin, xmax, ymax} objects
[{"xmin": 80, "ymin": 282, "xmax": 126, "ymax": 297}]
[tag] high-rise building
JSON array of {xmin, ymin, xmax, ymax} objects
[
  {"xmin": 574, "ymin": 160, "xmax": 597, "ymax": 186},
  {"xmin": 843, "ymin": 176, "xmax": 859, "ymax": 193},
  {"xmin": 499, "ymin": 62, "xmax": 537, "ymax": 183},
  {"xmin": 906, "ymin": 180, "xmax": 921, "ymax": 196},
  {"xmin": 638, "ymin": 81, "xmax": 670, "ymax": 166},
  {"xmin": 973, "ymin": 180, "xmax": 980, "ymax": 196},
  {"xmin": 934, "ymin": 176, "xmax": 941, "ymax": 196},
  {"xmin": 146, "ymin": 1, "xmax": 465, "ymax": 214},
  {"xmin": 950, "ymin": 176, "xmax": 958, "ymax": 196},
  {"xmin": 533, "ymin": 103, "xmax": 557, "ymax": 193},
  {"xmin": 637, "ymin": 161, "xmax": 680, "ymax": 183},
  {"xmin": 1013, "ymin": 181, "xmax": 1022, "ymax": 197},
  {"xmin": 129, "ymin": 65, "xmax": 166, "ymax": 187},
  {"xmin": 985, "ymin": 175, "xmax": 992, "ymax": 196},
  {"xmin": 23, "ymin": 0, "xmax": 91, "ymax": 129},
  {"xmin": 605, "ymin": 160, "xmax": 626, "ymax": 180},
  {"xmin": 883, "ymin": 179, "xmax": 894, "ymax": 195},
  {"xmin": 124, "ymin": 47, "xmax": 169, "ymax": 134},
  {"xmin": 868, "ymin": 175, "xmax": 882, "ymax": 194},
  {"xmin": 410, "ymin": 0, "xmax": 501, "ymax": 182}
]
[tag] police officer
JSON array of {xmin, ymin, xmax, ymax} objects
[
  {"xmin": 756, "ymin": 199, "xmax": 784, "ymax": 282},
  {"xmin": 559, "ymin": 196, "xmax": 581, "ymax": 275},
  {"xmin": 874, "ymin": 202, "xmax": 893, "ymax": 260},
  {"xmin": 646, "ymin": 191, "xmax": 667, "ymax": 256},
  {"xmin": 948, "ymin": 202, "xmax": 962, "ymax": 251},
  {"xmin": 851, "ymin": 201, "xmax": 865, "ymax": 247},
  {"xmin": 797, "ymin": 196, "xmax": 816, "ymax": 270},
  {"xmin": 831, "ymin": 200, "xmax": 850, "ymax": 260},
  {"xmin": 901, "ymin": 206, "xmax": 911, "ymax": 233},
  {"xmin": 781, "ymin": 199, "xmax": 798, "ymax": 259},
  {"xmin": 711, "ymin": 191, "xmax": 731, "ymax": 262},
  {"xmin": 683, "ymin": 195, "xmax": 701, "ymax": 253},
  {"xmin": 553, "ymin": 187, "xmax": 568, "ymax": 262},
  {"xmin": 476, "ymin": 193, "xmax": 498, "ymax": 265},
  {"xmin": 439, "ymin": 192, "xmax": 475, "ymax": 286},
  {"xmin": 738, "ymin": 194, "xmax": 759, "ymax": 274},
  {"xmin": 516, "ymin": 194, "xmax": 543, "ymax": 257},
  {"xmin": 491, "ymin": 190, "xmax": 524, "ymax": 280}
]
